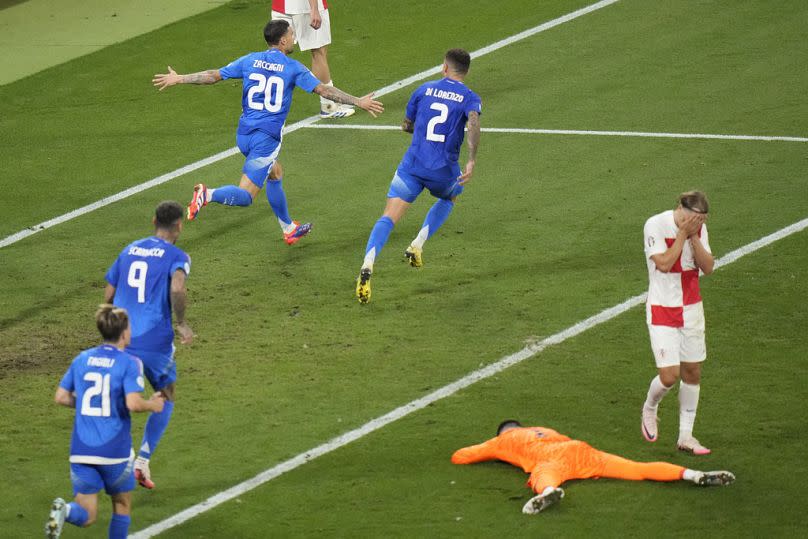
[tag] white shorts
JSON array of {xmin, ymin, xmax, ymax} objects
[
  {"xmin": 271, "ymin": 10, "xmax": 331, "ymax": 51},
  {"xmin": 647, "ymin": 303, "xmax": 706, "ymax": 368}
]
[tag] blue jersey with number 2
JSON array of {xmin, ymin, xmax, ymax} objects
[
  {"xmin": 219, "ymin": 49, "xmax": 321, "ymax": 139},
  {"xmin": 400, "ymin": 77, "xmax": 482, "ymax": 177},
  {"xmin": 105, "ymin": 237, "xmax": 190, "ymax": 352},
  {"xmin": 60, "ymin": 345, "xmax": 144, "ymax": 461}
]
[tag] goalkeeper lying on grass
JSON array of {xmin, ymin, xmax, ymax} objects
[{"xmin": 452, "ymin": 420, "xmax": 734, "ymax": 514}]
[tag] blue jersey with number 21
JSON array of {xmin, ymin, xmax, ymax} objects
[
  {"xmin": 219, "ymin": 49, "xmax": 321, "ymax": 139},
  {"xmin": 105, "ymin": 237, "xmax": 190, "ymax": 352},
  {"xmin": 60, "ymin": 345, "xmax": 145, "ymax": 461},
  {"xmin": 400, "ymin": 77, "xmax": 482, "ymax": 179}
]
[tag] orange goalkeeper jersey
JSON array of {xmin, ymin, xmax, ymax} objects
[{"xmin": 452, "ymin": 426, "xmax": 685, "ymax": 492}]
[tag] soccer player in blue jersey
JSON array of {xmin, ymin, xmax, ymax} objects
[
  {"xmin": 46, "ymin": 305, "xmax": 165, "ymax": 539},
  {"xmin": 152, "ymin": 19, "xmax": 384, "ymax": 245},
  {"xmin": 104, "ymin": 201, "xmax": 192, "ymax": 490},
  {"xmin": 355, "ymin": 49, "xmax": 481, "ymax": 303}
]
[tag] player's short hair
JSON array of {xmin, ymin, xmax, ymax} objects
[
  {"xmin": 445, "ymin": 48, "xmax": 471, "ymax": 75},
  {"xmin": 497, "ymin": 419, "xmax": 522, "ymax": 436},
  {"xmin": 678, "ymin": 191, "xmax": 709, "ymax": 214},
  {"xmin": 96, "ymin": 304, "xmax": 129, "ymax": 342},
  {"xmin": 154, "ymin": 201, "xmax": 184, "ymax": 229},
  {"xmin": 264, "ymin": 19, "xmax": 290, "ymax": 45}
]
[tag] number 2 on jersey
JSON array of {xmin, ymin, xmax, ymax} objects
[
  {"xmin": 426, "ymin": 102, "xmax": 449, "ymax": 142},
  {"xmin": 127, "ymin": 261, "xmax": 148, "ymax": 303},
  {"xmin": 247, "ymin": 73, "xmax": 285, "ymax": 113},
  {"xmin": 81, "ymin": 372, "xmax": 111, "ymax": 417}
]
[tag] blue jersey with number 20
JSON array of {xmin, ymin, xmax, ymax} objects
[
  {"xmin": 400, "ymin": 77, "xmax": 482, "ymax": 178},
  {"xmin": 219, "ymin": 49, "xmax": 321, "ymax": 139},
  {"xmin": 105, "ymin": 237, "xmax": 190, "ymax": 352},
  {"xmin": 60, "ymin": 345, "xmax": 145, "ymax": 461}
]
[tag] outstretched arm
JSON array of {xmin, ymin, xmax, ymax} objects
[
  {"xmin": 458, "ymin": 111, "xmax": 480, "ymax": 184},
  {"xmin": 313, "ymin": 84, "xmax": 384, "ymax": 117},
  {"xmin": 451, "ymin": 438, "xmax": 498, "ymax": 465},
  {"xmin": 153, "ymin": 66, "xmax": 222, "ymax": 91}
]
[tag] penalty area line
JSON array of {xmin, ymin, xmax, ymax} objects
[
  {"xmin": 130, "ymin": 215, "xmax": 808, "ymax": 538},
  {"xmin": 0, "ymin": 0, "xmax": 621, "ymax": 250},
  {"xmin": 304, "ymin": 123, "xmax": 808, "ymax": 143}
]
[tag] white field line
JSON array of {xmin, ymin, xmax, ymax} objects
[
  {"xmin": 0, "ymin": 0, "xmax": 620, "ymax": 250},
  {"xmin": 130, "ymin": 214, "xmax": 808, "ymax": 539},
  {"xmin": 305, "ymin": 123, "xmax": 808, "ymax": 142}
]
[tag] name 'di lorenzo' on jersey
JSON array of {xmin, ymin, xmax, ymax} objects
[{"xmin": 425, "ymin": 87, "xmax": 465, "ymax": 102}]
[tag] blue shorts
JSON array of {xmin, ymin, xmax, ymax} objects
[
  {"xmin": 237, "ymin": 131, "xmax": 283, "ymax": 188},
  {"xmin": 387, "ymin": 166, "xmax": 464, "ymax": 203},
  {"xmin": 70, "ymin": 457, "xmax": 135, "ymax": 495},
  {"xmin": 129, "ymin": 346, "xmax": 176, "ymax": 390}
]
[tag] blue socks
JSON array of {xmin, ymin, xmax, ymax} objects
[
  {"xmin": 109, "ymin": 513, "xmax": 130, "ymax": 539},
  {"xmin": 422, "ymin": 199, "xmax": 454, "ymax": 239},
  {"xmin": 66, "ymin": 502, "xmax": 89, "ymax": 527},
  {"xmin": 363, "ymin": 216, "xmax": 395, "ymax": 268},
  {"xmin": 211, "ymin": 185, "xmax": 253, "ymax": 206},
  {"xmin": 138, "ymin": 400, "xmax": 174, "ymax": 459},
  {"xmin": 266, "ymin": 178, "xmax": 292, "ymax": 226}
]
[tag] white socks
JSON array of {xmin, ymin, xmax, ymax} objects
[
  {"xmin": 678, "ymin": 381, "xmax": 701, "ymax": 440},
  {"xmin": 411, "ymin": 226, "xmax": 429, "ymax": 250},
  {"xmin": 682, "ymin": 469, "xmax": 699, "ymax": 482},
  {"xmin": 644, "ymin": 375, "xmax": 672, "ymax": 410},
  {"xmin": 321, "ymin": 80, "xmax": 336, "ymax": 107},
  {"xmin": 644, "ymin": 376, "xmax": 701, "ymax": 441},
  {"xmin": 362, "ymin": 247, "xmax": 376, "ymax": 271},
  {"xmin": 280, "ymin": 219, "xmax": 296, "ymax": 234}
]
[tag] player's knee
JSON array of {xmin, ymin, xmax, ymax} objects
[
  {"xmin": 269, "ymin": 161, "xmax": 283, "ymax": 180},
  {"xmin": 659, "ymin": 371, "xmax": 680, "ymax": 387},
  {"xmin": 111, "ymin": 495, "xmax": 131, "ymax": 516},
  {"xmin": 680, "ymin": 364, "xmax": 701, "ymax": 385}
]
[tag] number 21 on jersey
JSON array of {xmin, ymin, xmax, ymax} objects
[{"xmin": 81, "ymin": 372, "xmax": 111, "ymax": 417}]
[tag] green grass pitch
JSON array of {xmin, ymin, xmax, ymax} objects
[{"xmin": 1, "ymin": 0, "xmax": 807, "ymax": 537}]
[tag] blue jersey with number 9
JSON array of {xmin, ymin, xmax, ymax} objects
[
  {"xmin": 105, "ymin": 237, "xmax": 190, "ymax": 352},
  {"xmin": 219, "ymin": 49, "xmax": 321, "ymax": 139},
  {"xmin": 400, "ymin": 77, "xmax": 482, "ymax": 177},
  {"xmin": 60, "ymin": 345, "xmax": 145, "ymax": 461}
]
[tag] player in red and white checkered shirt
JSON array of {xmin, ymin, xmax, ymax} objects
[
  {"xmin": 641, "ymin": 191, "xmax": 715, "ymax": 455},
  {"xmin": 271, "ymin": 0, "xmax": 354, "ymax": 118}
]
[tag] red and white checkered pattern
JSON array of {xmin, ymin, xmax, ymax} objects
[
  {"xmin": 271, "ymin": 0, "xmax": 328, "ymax": 14},
  {"xmin": 644, "ymin": 210, "xmax": 711, "ymax": 327}
]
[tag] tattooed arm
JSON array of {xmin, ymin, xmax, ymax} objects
[
  {"xmin": 458, "ymin": 111, "xmax": 480, "ymax": 184},
  {"xmin": 153, "ymin": 66, "xmax": 222, "ymax": 90},
  {"xmin": 314, "ymin": 84, "xmax": 385, "ymax": 117}
]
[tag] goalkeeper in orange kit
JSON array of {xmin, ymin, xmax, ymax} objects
[{"xmin": 451, "ymin": 420, "xmax": 735, "ymax": 515}]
